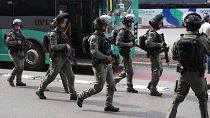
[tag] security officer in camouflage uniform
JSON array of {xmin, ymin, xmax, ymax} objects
[
  {"xmin": 77, "ymin": 15, "xmax": 119, "ymax": 112},
  {"xmin": 44, "ymin": 20, "xmax": 69, "ymax": 93},
  {"xmin": 145, "ymin": 14, "xmax": 164, "ymax": 96},
  {"xmin": 45, "ymin": 62, "xmax": 69, "ymax": 93},
  {"xmin": 6, "ymin": 19, "xmax": 27, "ymax": 87},
  {"xmin": 114, "ymin": 14, "xmax": 138, "ymax": 93},
  {"xmin": 166, "ymin": 12, "xmax": 209, "ymax": 118},
  {"xmin": 36, "ymin": 13, "xmax": 77, "ymax": 100}
]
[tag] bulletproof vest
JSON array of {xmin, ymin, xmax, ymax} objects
[
  {"xmin": 119, "ymin": 29, "xmax": 134, "ymax": 56},
  {"xmin": 147, "ymin": 30, "xmax": 162, "ymax": 55},
  {"xmin": 92, "ymin": 32, "xmax": 111, "ymax": 65},
  {"xmin": 177, "ymin": 34, "xmax": 204, "ymax": 69},
  {"xmin": 52, "ymin": 29, "xmax": 69, "ymax": 54},
  {"xmin": 97, "ymin": 33, "xmax": 111, "ymax": 56},
  {"xmin": 9, "ymin": 31, "xmax": 25, "ymax": 53}
]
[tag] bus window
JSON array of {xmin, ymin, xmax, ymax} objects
[
  {"xmin": 0, "ymin": 0, "xmax": 13, "ymax": 16},
  {"xmin": 14, "ymin": 0, "xmax": 55, "ymax": 16}
]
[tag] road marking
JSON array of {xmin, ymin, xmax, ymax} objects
[
  {"xmin": 2, "ymin": 73, "xmax": 210, "ymax": 95},
  {"xmin": 2, "ymin": 74, "xmax": 37, "ymax": 79},
  {"xmin": 133, "ymin": 85, "xmax": 170, "ymax": 91}
]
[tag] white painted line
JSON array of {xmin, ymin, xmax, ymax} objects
[
  {"xmin": 132, "ymin": 85, "xmax": 170, "ymax": 91},
  {"xmin": 75, "ymin": 80, "xmax": 96, "ymax": 84},
  {"xmin": 2, "ymin": 74, "xmax": 35, "ymax": 79}
]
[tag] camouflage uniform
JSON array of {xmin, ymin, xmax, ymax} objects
[
  {"xmin": 36, "ymin": 28, "xmax": 76, "ymax": 100},
  {"xmin": 115, "ymin": 28, "xmax": 138, "ymax": 93},
  {"xmin": 45, "ymin": 58, "xmax": 69, "ymax": 93},
  {"xmin": 145, "ymin": 29, "xmax": 163, "ymax": 96},
  {"xmin": 166, "ymin": 31, "xmax": 209, "ymax": 118},
  {"xmin": 6, "ymin": 30, "xmax": 26, "ymax": 86},
  {"xmin": 77, "ymin": 31, "xmax": 118, "ymax": 111}
]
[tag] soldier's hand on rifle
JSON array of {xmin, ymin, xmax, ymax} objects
[
  {"xmin": 157, "ymin": 43, "xmax": 164, "ymax": 48},
  {"xmin": 66, "ymin": 44, "xmax": 71, "ymax": 50},
  {"xmin": 128, "ymin": 42, "xmax": 133, "ymax": 47}
]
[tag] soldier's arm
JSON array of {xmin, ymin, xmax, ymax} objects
[
  {"xmin": 116, "ymin": 30, "xmax": 130, "ymax": 47},
  {"xmin": 172, "ymin": 41, "xmax": 178, "ymax": 60},
  {"xmin": 5, "ymin": 33, "xmax": 19, "ymax": 47},
  {"xmin": 50, "ymin": 32, "xmax": 67, "ymax": 51},
  {"xmin": 145, "ymin": 31, "xmax": 159, "ymax": 48},
  {"xmin": 199, "ymin": 36, "xmax": 210, "ymax": 55},
  {"xmin": 89, "ymin": 35, "xmax": 108, "ymax": 60}
]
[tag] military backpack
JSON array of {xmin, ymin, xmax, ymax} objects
[{"xmin": 177, "ymin": 34, "xmax": 204, "ymax": 68}]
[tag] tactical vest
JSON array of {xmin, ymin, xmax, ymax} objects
[
  {"xmin": 177, "ymin": 34, "xmax": 204, "ymax": 69},
  {"xmin": 51, "ymin": 30, "xmax": 69, "ymax": 55},
  {"xmin": 8, "ymin": 31, "xmax": 25, "ymax": 54},
  {"xmin": 92, "ymin": 33, "xmax": 111, "ymax": 65},
  {"xmin": 147, "ymin": 30, "xmax": 162, "ymax": 55},
  {"xmin": 119, "ymin": 29, "xmax": 134, "ymax": 56}
]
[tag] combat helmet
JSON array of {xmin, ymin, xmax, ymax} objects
[
  {"xmin": 93, "ymin": 15, "xmax": 111, "ymax": 30},
  {"xmin": 182, "ymin": 12, "xmax": 202, "ymax": 31},
  {"xmin": 11, "ymin": 19, "xmax": 23, "ymax": 28},
  {"xmin": 122, "ymin": 14, "xmax": 135, "ymax": 26},
  {"xmin": 149, "ymin": 14, "xmax": 164, "ymax": 30}
]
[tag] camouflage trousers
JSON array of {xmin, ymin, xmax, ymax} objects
[
  {"xmin": 166, "ymin": 70, "xmax": 208, "ymax": 118},
  {"xmin": 8, "ymin": 51, "xmax": 25, "ymax": 83},
  {"xmin": 38, "ymin": 55, "xmax": 76, "ymax": 96},
  {"xmin": 79, "ymin": 64, "xmax": 115, "ymax": 107},
  {"xmin": 148, "ymin": 54, "xmax": 163, "ymax": 92},
  {"xmin": 114, "ymin": 55, "xmax": 134, "ymax": 88}
]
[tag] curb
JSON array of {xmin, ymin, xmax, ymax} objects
[{"xmin": 132, "ymin": 61, "xmax": 177, "ymax": 68}]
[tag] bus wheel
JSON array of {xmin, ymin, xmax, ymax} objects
[{"xmin": 24, "ymin": 43, "xmax": 45, "ymax": 71}]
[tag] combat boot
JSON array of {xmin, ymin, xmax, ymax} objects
[
  {"xmin": 104, "ymin": 106, "xmax": 120, "ymax": 112},
  {"xmin": 199, "ymin": 101, "xmax": 209, "ymax": 118},
  {"xmin": 127, "ymin": 88, "xmax": 138, "ymax": 93},
  {"xmin": 70, "ymin": 94, "xmax": 77, "ymax": 100},
  {"xmin": 77, "ymin": 95, "xmax": 84, "ymax": 108},
  {"xmin": 7, "ymin": 79, "xmax": 14, "ymax": 87},
  {"xmin": 16, "ymin": 82, "xmax": 26, "ymax": 86},
  {"xmin": 36, "ymin": 91, "xmax": 46, "ymax": 99},
  {"xmin": 64, "ymin": 89, "xmax": 69, "ymax": 93},
  {"xmin": 150, "ymin": 91, "xmax": 162, "ymax": 97}
]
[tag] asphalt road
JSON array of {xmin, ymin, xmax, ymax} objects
[{"xmin": 0, "ymin": 64, "xmax": 209, "ymax": 118}]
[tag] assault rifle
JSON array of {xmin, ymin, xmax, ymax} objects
[
  {"xmin": 66, "ymin": 40, "xmax": 78, "ymax": 68},
  {"xmin": 160, "ymin": 33, "xmax": 170, "ymax": 65}
]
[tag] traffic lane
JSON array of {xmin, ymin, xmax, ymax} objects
[
  {"xmin": 0, "ymin": 74, "xmax": 203, "ymax": 118},
  {"xmin": 113, "ymin": 65, "xmax": 210, "ymax": 83}
]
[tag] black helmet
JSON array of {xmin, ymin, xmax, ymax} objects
[
  {"xmin": 11, "ymin": 19, "xmax": 23, "ymax": 28},
  {"xmin": 182, "ymin": 12, "xmax": 202, "ymax": 31},
  {"xmin": 93, "ymin": 15, "xmax": 111, "ymax": 29},
  {"xmin": 122, "ymin": 14, "xmax": 135, "ymax": 26},
  {"xmin": 55, "ymin": 13, "xmax": 69, "ymax": 25},
  {"xmin": 149, "ymin": 14, "xmax": 164, "ymax": 30},
  {"xmin": 202, "ymin": 13, "xmax": 210, "ymax": 22}
]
